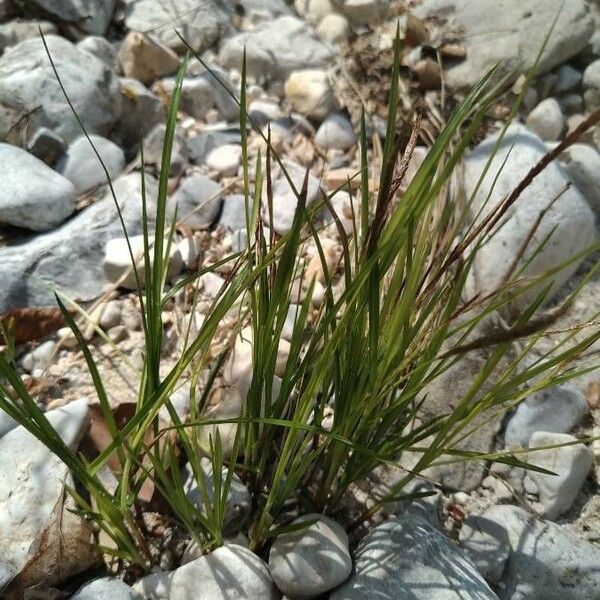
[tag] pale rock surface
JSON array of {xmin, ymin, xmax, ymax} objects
[
  {"xmin": 205, "ymin": 143, "xmax": 242, "ymax": 176},
  {"xmin": 528, "ymin": 431, "xmax": 592, "ymax": 519},
  {"xmin": 464, "ymin": 124, "xmax": 596, "ymax": 307},
  {"xmin": 71, "ymin": 578, "xmax": 135, "ymax": 600},
  {"xmin": 414, "ymin": 0, "xmax": 594, "ymax": 90},
  {"xmin": 182, "ymin": 458, "xmax": 251, "ymax": 534},
  {"xmin": 56, "ymin": 134, "xmax": 125, "ymax": 193},
  {"xmin": 269, "ymin": 513, "xmax": 352, "ymax": 598},
  {"xmin": 112, "ymin": 78, "xmax": 166, "ymax": 150},
  {"xmin": 124, "ymin": 0, "xmax": 231, "ymax": 52},
  {"xmin": 27, "ymin": 0, "xmax": 115, "ymax": 35},
  {"xmin": 132, "ymin": 545, "xmax": 278, "ymax": 600},
  {"xmin": 0, "ymin": 143, "xmax": 76, "ymax": 231},
  {"xmin": 0, "ymin": 35, "xmax": 122, "ymax": 144},
  {"xmin": 558, "ymin": 143, "xmax": 600, "ymax": 215},
  {"xmin": 504, "ymin": 384, "xmax": 588, "ymax": 447},
  {"xmin": 0, "ymin": 400, "xmax": 95, "ymax": 594},
  {"xmin": 285, "ymin": 69, "xmax": 338, "ymax": 120},
  {"xmin": 484, "ymin": 505, "xmax": 600, "ymax": 599},
  {"xmin": 265, "ymin": 161, "xmax": 323, "ymax": 235},
  {"xmin": 330, "ymin": 517, "xmax": 498, "ymax": 599},
  {"xmin": 0, "ymin": 174, "xmax": 164, "ymax": 312},
  {"xmin": 103, "ymin": 235, "xmax": 183, "ymax": 290},
  {"xmin": 315, "ymin": 113, "xmax": 356, "ymax": 150},
  {"xmin": 525, "ymin": 98, "xmax": 564, "ymax": 141},
  {"xmin": 459, "ymin": 514, "xmax": 511, "ymax": 583},
  {"xmin": 219, "ymin": 16, "xmax": 334, "ymax": 81},
  {"xmin": 316, "ymin": 13, "xmax": 350, "ymax": 44},
  {"xmin": 118, "ymin": 31, "xmax": 180, "ymax": 85}
]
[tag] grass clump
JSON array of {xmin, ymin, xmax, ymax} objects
[{"xmin": 0, "ymin": 30, "xmax": 599, "ymax": 576}]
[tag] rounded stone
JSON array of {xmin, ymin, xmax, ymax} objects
[
  {"xmin": 56, "ymin": 134, "xmax": 125, "ymax": 194},
  {"xmin": 583, "ymin": 59, "xmax": 600, "ymax": 112},
  {"xmin": 0, "ymin": 143, "xmax": 76, "ymax": 231},
  {"xmin": 284, "ymin": 69, "xmax": 338, "ymax": 120},
  {"xmin": 316, "ymin": 13, "xmax": 350, "ymax": 44},
  {"xmin": 205, "ymin": 143, "xmax": 242, "ymax": 176},
  {"xmin": 458, "ymin": 514, "xmax": 511, "ymax": 583},
  {"xmin": 133, "ymin": 545, "xmax": 278, "ymax": 600},
  {"xmin": 0, "ymin": 35, "xmax": 122, "ymax": 144},
  {"xmin": 172, "ymin": 173, "xmax": 223, "ymax": 228},
  {"xmin": 269, "ymin": 514, "xmax": 352, "ymax": 598},
  {"xmin": 528, "ymin": 431, "xmax": 592, "ymax": 519},
  {"xmin": 525, "ymin": 98, "xmax": 564, "ymax": 141},
  {"xmin": 71, "ymin": 577, "xmax": 134, "ymax": 600},
  {"xmin": 504, "ymin": 384, "xmax": 588, "ymax": 447},
  {"xmin": 315, "ymin": 113, "xmax": 356, "ymax": 150}
]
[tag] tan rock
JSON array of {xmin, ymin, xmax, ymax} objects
[
  {"xmin": 284, "ymin": 69, "xmax": 338, "ymax": 120},
  {"xmin": 118, "ymin": 31, "xmax": 180, "ymax": 85}
]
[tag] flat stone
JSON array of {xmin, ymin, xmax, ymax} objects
[
  {"xmin": 414, "ymin": 0, "xmax": 594, "ymax": 91},
  {"xmin": 20, "ymin": 340, "xmax": 57, "ymax": 374},
  {"xmin": 242, "ymin": 0, "xmax": 291, "ymax": 21},
  {"xmin": 0, "ymin": 400, "xmax": 95, "ymax": 595},
  {"xmin": 556, "ymin": 93, "xmax": 583, "ymax": 116},
  {"xmin": 172, "ymin": 173, "xmax": 223, "ymax": 228},
  {"xmin": 419, "ymin": 349, "xmax": 505, "ymax": 491},
  {"xmin": 504, "ymin": 384, "xmax": 588, "ymax": 447},
  {"xmin": 132, "ymin": 545, "xmax": 278, "ymax": 600},
  {"xmin": 330, "ymin": 517, "xmax": 498, "ymax": 599},
  {"xmin": 0, "ymin": 143, "xmax": 76, "ymax": 231},
  {"xmin": 368, "ymin": 467, "xmax": 442, "ymax": 529},
  {"xmin": 484, "ymin": 504, "xmax": 600, "ymax": 599},
  {"xmin": 464, "ymin": 124, "xmax": 596, "ymax": 307},
  {"xmin": 186, "ymin": 128, "xmax": 242, "ymax": 164},
  {"xmin": 99, "ymin": 300, "xmax": 122, "ymax": 330},
  {"xmin": 0, "ymin": 173, "xmax": 162, "ymax": 312},
  {"xmin": 528, "ymin": 431, "xmax": 592, "ymax": 519},
  {"xmin": 56, "ymin": 134, "xmax": 125, "ymax": 194},
  {"xmin": 156, "ymin": 76, "xmax": 215, "ymax": 121},
  {"xmin": 177, "ymin": 236, "xmax": 201, "ymax": 270},
  {"xmin": 294, "ymin": 0, "xmax": 335, "ymax": 24},
  {"xmin": 219, "ymin": 16, "xmax": 334, "ymax": 81},
  {"xmin": 248, "ymin": 99, "xmax": 282, "ymax": 126},
  {"xmin": 459, "ymin": 514, "xmax": 511, "ymax": 583},
  {"xmin": 0, "ymin": 35, "xmax": 122, "ymax": 144},
  {"xmin": 269, "ymin": 514, "xmax": 352, "ymax": 598},
  {"xmin": 552, "ymin": 65, "xmax": 582, "ymax": 94},
  {"xmin": 0, "ymin": 409, "xmax": 17, "ymax": 438}
]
